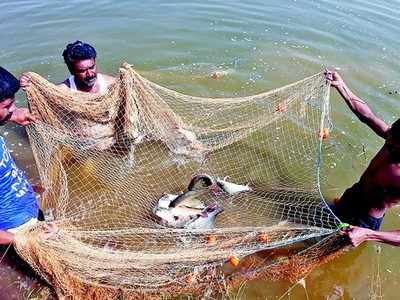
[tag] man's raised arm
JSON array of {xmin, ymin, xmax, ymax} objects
[{"xmin": 325, "ymin": 70, "xmax": 389, "ymax": 139}]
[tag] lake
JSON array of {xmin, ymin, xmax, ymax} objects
[{"xmin": 1, "ymin": 0, "xmax": 400, "ymax": 299}]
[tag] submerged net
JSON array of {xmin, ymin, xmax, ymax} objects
[{"xmin": 15, "ymin": 63, "xmax": 347, "ymax": 299}]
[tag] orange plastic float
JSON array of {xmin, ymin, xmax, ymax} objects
[
  {"xmin": 228, "ymin": 255, "xmax": 240, "ymax": 267},
  {"xmin": 185, "ymin": 274, "xmax": 195, "ymax": 284},
  {"xmin": 318, "ymin": 127, "xmax": 330, "ymax": 140},
  {"xmin": 258, "ymin": 233, "xmax": 270, "ymax": 243},
  {"xmin": 276, "ymin": 103, "xmax": 287, "ymax": 112},
  {"xmin": 206, "ymin": 235, "xmax": 216, "ymax": 245}
]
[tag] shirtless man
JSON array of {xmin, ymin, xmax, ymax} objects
[
  {"xmin": 20, "ymin": 40, "xmax": 115, "ymax": 94},
  {"xmin": 19, "ymin": 41, "xmax": 119, "ymax": 150},
  {"xmin": 20, "ymin": 41, "xmax": 204, "ymax": 155},
  {"xmin": 326, "ymin": 70, "xmax": 400, "ymax": 247}
]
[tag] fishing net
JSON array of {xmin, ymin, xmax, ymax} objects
[{"xmin": 14, "ymin": 63, "xmax": 348, "ymax": 299}]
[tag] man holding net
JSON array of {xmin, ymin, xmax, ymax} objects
[
  {"xmin": 20, "ymin": 40, "xmax": 115, "ymax": 94},
  {"xmin": 0, "ymin": 67, "xmax": 46, "ymax": 245},
  {"xmin": 326, "ymin": 70, "xmax": 400, "ymax": 248},
  {"xmin": 19, "ymin": 41, "xmax": 123, "ymax": 151},
  {"xmin": 19, "ymin": 41, "xmax": 205, "ymax": 156}
]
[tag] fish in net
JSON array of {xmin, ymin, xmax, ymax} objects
[{"xmin": 14, "ymin": 63, "xmax": 350, "ymax": 299}]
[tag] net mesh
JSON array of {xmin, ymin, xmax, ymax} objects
[{"xmin": 14, "ymin": 63, "xmax": 347, "ymax": 299}]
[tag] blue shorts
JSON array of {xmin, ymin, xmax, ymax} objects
[{"xmin": 329, "ymin": 203, "xmax": 383, "ymax": 231}]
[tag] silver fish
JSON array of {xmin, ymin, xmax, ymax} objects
[
  {"xmin": 154, "ymin": 174, "xmax": 224, "ymax": 229},
  {"xmin": 169, "ymin": 174, "xmax": 219, "ymax": 208},
  {"xmin": 185, "ymin": 205, "xmax": 224, "ymax": 229},
  {"xmin": 216, "ymin": 177, "xmax": 252, "ymax": 195}
]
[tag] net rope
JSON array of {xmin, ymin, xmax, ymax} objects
[{"xmin": 14, "ymin": 63, "xmax": 347, "ymax": 299}]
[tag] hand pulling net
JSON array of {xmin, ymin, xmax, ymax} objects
[{"xmin": 14, "ymin": 63, "xmax": 347, "ymax": 299}]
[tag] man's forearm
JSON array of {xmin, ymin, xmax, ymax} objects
[
  {"xmin": 0, "ymin": 230, "xmax": 15, "ymax": 245},
  {"xmin": 337, "ymin": 83, "xmax": 375, "ymax": 122},
  {"xmin": 366, "ymin": 230, "xmax": 400, "ymax": 247},
  {"xmin": 336, "ymin": 83, "xmax": 389, "ymax": 138}
]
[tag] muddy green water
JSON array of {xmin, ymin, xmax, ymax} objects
[{"xmin": 1, "ymin": 0, "xmax": 400, "ymax": 299}]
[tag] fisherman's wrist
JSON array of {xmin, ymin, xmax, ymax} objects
[{"xmin": 365, "ymin": 228, "xmax": 376, "ymax": 241}]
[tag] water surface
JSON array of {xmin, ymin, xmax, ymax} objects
[{"xmin": 1, "ymin": 0, "xmax": 400, "ymax": 299}]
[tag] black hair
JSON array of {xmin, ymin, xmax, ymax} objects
[
  {"xmin": 62, "ymin": 40, "xmax": 97, "ymax": 73},
  {"xmin": 0, "ymin": 67, "xmax": 20, "ymax": 102},
  {"xmin": 390, "ymin": 119, "xmax": 400, "ymax": 144}
]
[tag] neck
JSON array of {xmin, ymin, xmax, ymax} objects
[{"xmin": 74, "ymin": 78, "xmax": 98, "ymax": 93}]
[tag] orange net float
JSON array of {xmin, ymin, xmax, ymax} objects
[
  {"xmin": 257, "ymin": 233, "xmax": 270, "ymax": 243},
  {"xmin": 318, "ymin": 128, "xmax": 330, "ymax": 140},
  {"xmin": 206, "ymin": 235, "xmax": 216, "ymax": 245},
  {"xmin": 185, "ymin": 274, "xmax": 196, "ymax": 284},
  {"xmin": 228, "ymin": 256, "xmax": 240, "ymax": 267},
  {"xmin": 276, "ymin": 103, "xmax": 287, "ymax": 112}
]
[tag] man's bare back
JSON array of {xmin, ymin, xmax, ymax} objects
[{"xmin": 353, "ymin": 143, "xmax": 400, "ymax": 217}]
